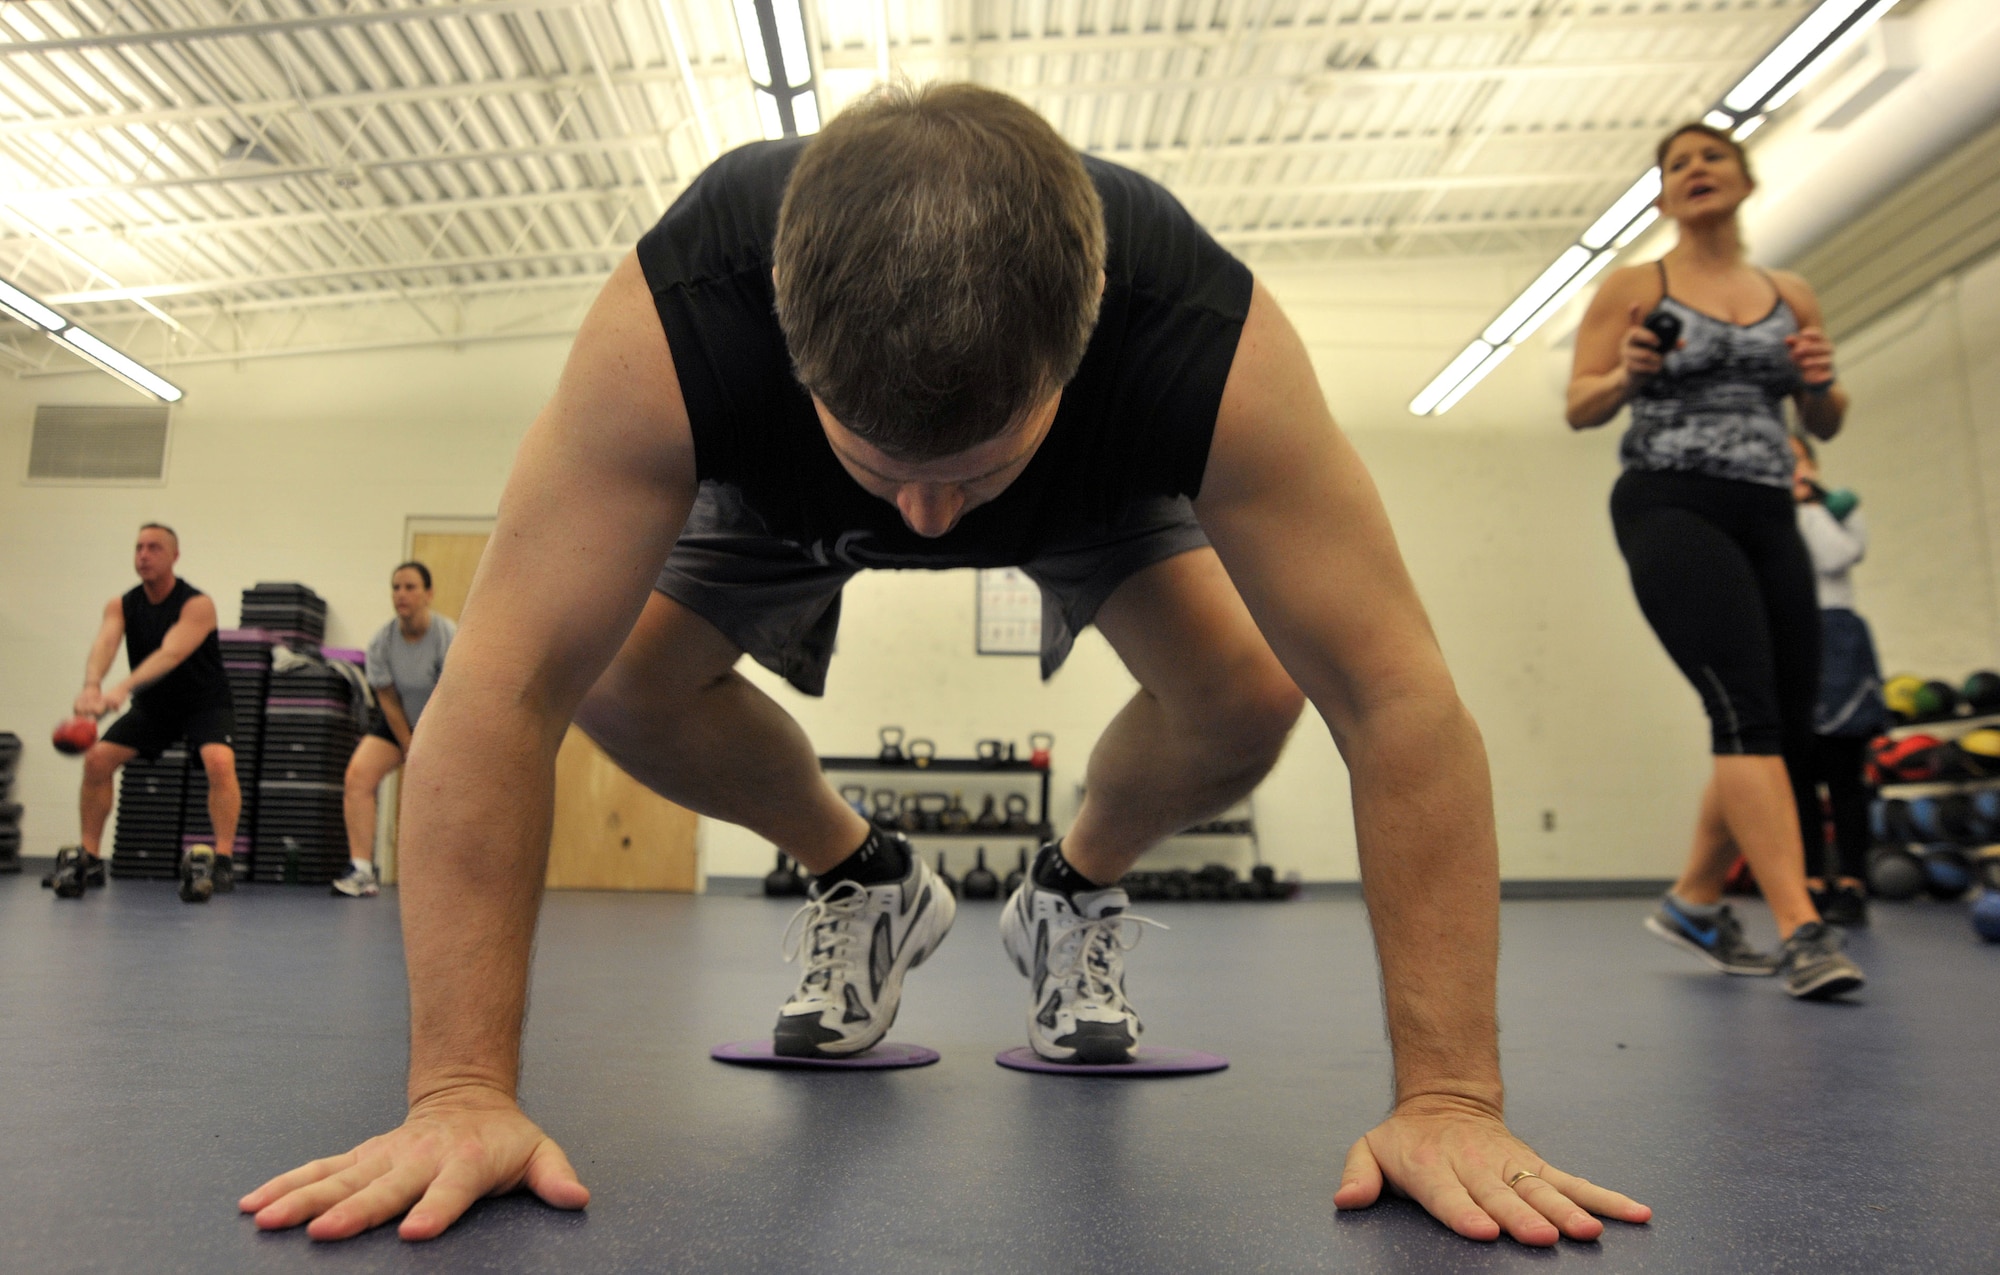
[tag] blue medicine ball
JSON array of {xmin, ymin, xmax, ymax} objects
[{"xmin": 1972, "ymin": 889, "xmax": 2000, "ymax": 943}]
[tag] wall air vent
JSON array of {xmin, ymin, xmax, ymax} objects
[{"xmin": 27, "ymin": 403, "xmax": 171, "ymax": 482}]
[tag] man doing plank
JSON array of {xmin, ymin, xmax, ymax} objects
[{"xmin": 242, "ymin": 84, "xmax": 1649, "ymax": 1246}]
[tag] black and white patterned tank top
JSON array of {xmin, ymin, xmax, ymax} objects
[{"xmin": 1619, "ymin": 261, "xmax": 1804, "ymax": 489}]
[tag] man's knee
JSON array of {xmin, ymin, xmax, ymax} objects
[
  {"xmin": 1179, "ymin": 658, "xmax": 1305, "ymax": 770},
  {"xmin": 344, "ymin": 753, "xmax": 380, "ymax": 798},
  {"xmin": 82, "ymin": 743, "xmax": 126, "ymax": 783},
  {"xmin": 201, "ymin": 745, "xmax": 237, "ymax": 783}
]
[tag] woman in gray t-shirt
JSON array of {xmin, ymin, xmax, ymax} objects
[{"xmin": 334, "ymin": 562, "xmax": 457, "ymax": 897}]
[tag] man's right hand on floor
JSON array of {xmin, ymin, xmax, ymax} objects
[{"xmin": 240, "ymin": 1086, "xmax": 589, "ymax": 1241}]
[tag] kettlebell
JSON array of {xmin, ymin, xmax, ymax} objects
[
  {"xmin": 1003, "ymin": 792, "xmax": 1032, "ymax": 832},
  {"xmin": 898, "ymin": 792, "xmax": 923, "ymax": 833},
  {"xmin": 971, "ymin": 793, "xmax": 1002, "ymax": 830},
  {"xmin": 870, "ymin": 788, "xmax": 900, "ymax": 828},
  {"xmin": 960, "ymin": 846, "xmax": 999, "ymax": 900},
  {"xmin": 907, "ymin": 737, "xmax": 936, "ymax": 768},
  {"xmin": 1002, "ymin": 847, "xmax": 1028, "ymax": 898},
  {"xmin": 934, "ymin": 851, "xmax": 959, "ymax": 898},
  {"xmin": 976, "ymin": 739, "xmax": 1006, "ymax": 766},
  {"xmin": 763, "ymin": 851, "xmax": 804, "ymax": 898},
  {"xmin": 940, "ymin": 792, "xmax": 970, "ymax": 833},
  {"xmin": 839, "ymin": 784, "xmax": 868, "ymax": 819},
  {"xmin": 878, "ymin": 726, "xmax": 906, "ymax": 764},
  {"xmin": 1029, "ymin": 731, "xmax": 1054, "ymax": 769}
]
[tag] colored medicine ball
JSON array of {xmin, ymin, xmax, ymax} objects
[
  {"xmin": 1867, "ymin": 847, "xmax": 1924, "ymax": 901},
  {"xmin": 1972, "ymin": 890, "xmax": 2000, "ymax": 943},
  {"xmin": 1922, "ymin": 848, "xmax": 1974, "ymax": 901},
  {"xmin": 1883, "ymin": 676, "xmax": 1924, "ymax": 721},
  {"xmin": 51, "ymin": 717, "xmax": 96, "ymax": 755},
  {"xmin": 1913, "ymin": 680, "xmax": 1961, "ymax": 721},
  {"xmin": 1963, "ymin": 670, "xmax": 2000, "ymax": 713}
]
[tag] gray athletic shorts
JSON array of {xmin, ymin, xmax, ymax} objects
[{"xmin": 655, "ymin": 481, "xmax": 1210, "ymax": 696}]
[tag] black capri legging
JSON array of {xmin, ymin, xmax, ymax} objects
[{"xmin": 1611, "ymin": 470, "xmax": 1822, "ymax": 842}]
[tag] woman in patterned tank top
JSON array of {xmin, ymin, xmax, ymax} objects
[{"xmin": 1565, "ymin": 122, "xmax": 1866, "ymax": 1001}]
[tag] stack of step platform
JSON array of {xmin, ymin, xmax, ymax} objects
[
  {"xmin": 179, "ymin": 630, "xmax": 276, "ymax": 870},
  {"xmin": 0, "ymin": 732, "xmax": 20, "ymax": 874},
  {"xmin": 239, "ymin": 582, "xmax": 326, "ymax": 651},
  {"xmin": 111, "ymin": 746, "xmax": 189, "ymax": 879},
  {"xmin": 253, "ymin": 651, "xmax": 360, "ymax": 884}
]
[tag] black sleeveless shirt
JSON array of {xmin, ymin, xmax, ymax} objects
[
  {"xmin": 122, "ymin": 578, "xmax": 229, "ymax": 712},
  {"xmin": 634, "ymin": 140, "xmax": 1254, "ymax": 569}
]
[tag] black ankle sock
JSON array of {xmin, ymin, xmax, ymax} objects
[
  {"xmin": 1032, "ymin": 840, "xmax": 1110, "ymax": 895},
  {"xmin": 815, "ymin": 827, "xmax": 910, "ymax": 889}
]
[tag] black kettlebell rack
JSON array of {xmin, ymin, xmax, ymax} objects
[{"xmin": 817, "ymin": 754, "xmax": 1053, "ymax": 842}]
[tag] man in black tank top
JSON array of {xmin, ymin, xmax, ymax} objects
[
  {"xmin": 246, "ymin": 85, "xmax": 1646, "ymax": 1246},
  {"xmin": 65, "ymin": 522, "xmax": 240, "ymax": 900}
]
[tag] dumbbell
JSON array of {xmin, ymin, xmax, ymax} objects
[
  {"xmin": 1251, "ymin": 864, "xmax": 1287, "ymax": 900},
  {"xmin": 763, "ymin": 852, "xmax": 805, "ymax": 898},
  {"xmin": 1001, "ymin": 847, "xmax": 1028, "ymax": 898},
  {"xmin": 960, "ymin": 847, "xmax": 1000, "ymax": 900},
  {"xmin": 1641, "ymin": 309, "xmax": 1682, "ymax": 356}
]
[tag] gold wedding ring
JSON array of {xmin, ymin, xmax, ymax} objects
[{"xmin": 1507, "ymin": 1171, "xmax": 1545, "ymax": 1189}]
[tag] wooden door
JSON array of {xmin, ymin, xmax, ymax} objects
[{"xmin": 404, "ymin": 529, "xmax": 698, "ymax": 891}]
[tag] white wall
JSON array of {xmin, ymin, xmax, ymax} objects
[
  {"xmin": 0, "ymin": 338, "xmax": 567, "ymax": 866},
  {"xmin": 1803, "ymin": 250, "xmax": 2000, "ymax": 678},
  {"xmin": 13, "ymin": 246, "xmax": 1900, "ymax": 887}
]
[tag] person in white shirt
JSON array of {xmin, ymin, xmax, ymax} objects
[{"xmin": 1791, "ymin": 434, "xmax": 1887, "ymax": 926}]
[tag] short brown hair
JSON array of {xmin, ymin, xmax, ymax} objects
[
  {"xmin": 773, "ymin": 82, "xmax": 1106, "ymax": 461},
  {"xmin": 138, "ymin": 521, "xmax": 178, "ymax": 547},
  {"xmin": 1656, "ymin": 122, "xmax": 1754, "ymax": 183}
]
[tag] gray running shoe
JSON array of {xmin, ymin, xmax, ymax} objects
[
  {"xmin": 1777, "ymin": 921, "xmax": 1866, "ymax": 1001},
  {"xmin": 1643, "ymin": 896, "xmax": 1778, "ymax": 975}
]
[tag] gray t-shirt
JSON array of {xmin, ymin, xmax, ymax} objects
[{"xmin": 365, "ymin": 615, "xmax": 456, "ymax": 728}]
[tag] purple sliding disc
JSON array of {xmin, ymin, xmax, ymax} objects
[
  {"xmin": 710, "ymin": 1040, "xmax": 940, "ymax": 1070},
  {"xmin": 994, "ymin": 1045, "xmax": 1228, "ymax": 1076}
]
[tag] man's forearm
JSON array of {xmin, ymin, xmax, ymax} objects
[
  {"xmin": 115, "ymin": 648, "xmax": 187, "ymax": 697},
  {"xmin": 399, "ymin": 680, "xmax": 567, "ymax": 1104},
  {"xmin": 1341, "ymin": 692, "xmax": 1503, "ymax": 1110}
]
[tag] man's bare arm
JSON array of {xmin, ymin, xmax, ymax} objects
[
  {"xmin": 242, "ymin": 252, "xmax": 697, "ymax": 1242},
  {"xmin": 75, "ymin": 600, "xmax": 125, "ymax": 718},
  {"xmin": 103, "ymin": 595, "xmax": 219, "ymax": 709},
  {"xmin": 1196, "ymin": 281, "xmax": 1649, "ymax": 1246}
]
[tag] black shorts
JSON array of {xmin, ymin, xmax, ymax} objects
[
  {"xmin": 101, "ymin": 696, "xmax": 236, "ymax": 760},
  {"xmin": 364, "ymin": 710, "xmax": 405, "ymax": 750},
  {"xmin": 655, "ymin": 482, "xmax": 1211, "ymax": 696}
]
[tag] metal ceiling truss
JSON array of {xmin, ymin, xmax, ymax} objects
[{"xmin": 0, "ymin": 0, "xmax": 1812, "ymax": 371}]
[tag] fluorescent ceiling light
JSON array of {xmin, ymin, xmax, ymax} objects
[
  {"xmin": 1732, "ymin": 114, "xmax": 1768, "ymax": 141},
  {"xmin": 1483, "ymin": 246, "xmax": 1593, "ymax": 345},
  {"xmin": 1763, "ymin": 0, "xmax": 1904, "ymax": 112},
  {"xmin": 1409, "ymin": 341, "xmax": 1493, "ymax": 416},
  {"xmin": 0, "ymin": 272, "xmax": 182, "ymax": 401},
  {"xmin": 1612, "ymin": 206, "xmax": 1660, "ymax": 249},
  {"xmin": 731, "ymin": 0, "xmax": 770, "ymax": 83},
  {"xmin": 791, "ymin": 89, "xmax": 821, "ymax": 135},
  {"xmin": 56, "ymin": 327, "xmax": 184, "ymax": 402},
  {"xmin": 754, "ymin": 88, "xmax": 784, "ymax": 140},
  {"xmin": 1510, "ymin": 249, "xmax": 1620, "ymax": 348},
  {"xmin": 771, "ymin": 0, "xmax": 811, "ymax": 89},
  {"xmin": 0, "ymin": 278, "xmax": 66, "ymax": 330},
  {"xmin": 1724, "ymin": 0, "xmax": 1879, "ymax": 112},
  {"xmin": 1702, "ymin": 109, "xmax": 1736, "ymax": 130},
  {"xmin": 1580, "ymin": 169, "xmax": 1663, "ymax": 250},
  {"xmin": 1433, "ymin": 344, "xmax": 1514, "ymax": 415},
  {"xmin": 731, "ymin": 0, "xmax": 820, "ymax": 138}
]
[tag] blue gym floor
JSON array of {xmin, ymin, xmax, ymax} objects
[{"xmin": 2, "ymin": 870, "xmax": 1996, "ymax": 1273}]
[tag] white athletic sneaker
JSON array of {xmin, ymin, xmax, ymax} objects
[
  {"xmin": 774, "ymin": 846, "xmax": 956, "ymax": 1057},
  {"xmin": 1001, "ymin": 866, "xmax": 1164, "ymax": 1064},
  {"xmin": 330, "ymin": 862, "xmax": 379, "ymax": 898}
]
